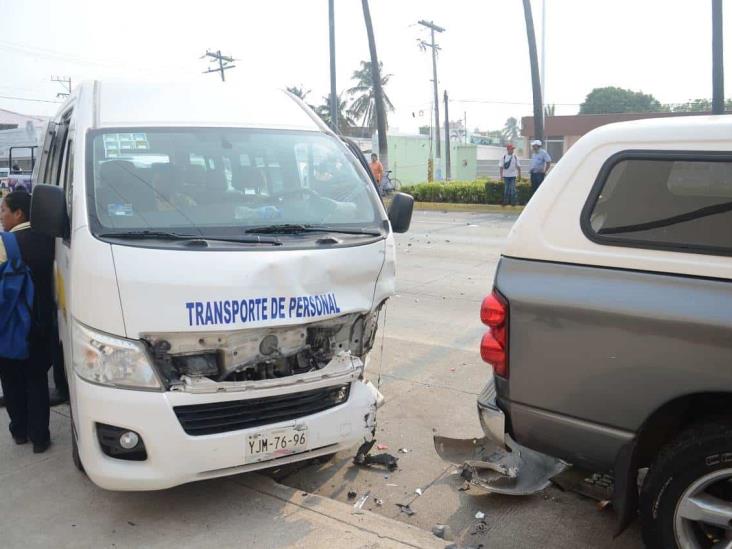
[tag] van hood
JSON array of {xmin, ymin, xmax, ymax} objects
[{"xmin": 110, "ymin": 239, "xmax": 390, "ymax": 338}]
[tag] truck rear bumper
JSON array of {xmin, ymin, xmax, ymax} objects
[{"xmin": 434, "ymin": 375, "xmax": 568, "ymax": 496}]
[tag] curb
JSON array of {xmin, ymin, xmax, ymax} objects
[
  {"xmin": 414, "ymin": 202, "xmax": 524, "ymax": 214},
  {"xmin": 238, "ymin": 474, "xmax": 444, "ymax": 549}
]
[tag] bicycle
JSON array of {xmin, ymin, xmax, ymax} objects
[{"xmin": 381, "ymin": 170, "xmax": 402, "ymax": 196}]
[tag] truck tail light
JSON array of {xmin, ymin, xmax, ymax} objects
[{"xmin": 480, "ymin": 290, "xmax": 508, "ymax": 377}]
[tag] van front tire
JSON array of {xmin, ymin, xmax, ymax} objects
[{"xmin": 639, "ymin": 422, "xmax": 732, "ymax": 549}]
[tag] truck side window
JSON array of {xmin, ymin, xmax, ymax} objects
[{"xmin": 585, "ymin": 155, "xmax": 732, "ymax": 255}]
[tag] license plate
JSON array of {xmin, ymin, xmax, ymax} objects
[{"xmin": 245, "ymin": 425, "xmax": 309, "ymax": 464}]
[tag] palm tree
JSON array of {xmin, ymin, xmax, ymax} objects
[
  {"xmin": 522, "ymin": 0, "xmax": 544, "ymax": 142},
  {"xmin": 286, "ymin": 85, "xmax": 311, "ymax": 101},
  {"xmin": 347, "ymin": 60, "xmax": 394, "ymax": 131},
  {"xmin": 315, "ymin": 93, "xmax": 355, "ymax": 130},
  {"xmin": 362, "ymin": 0, "xmax": 388, "ymax": 167},
  {"xmin": 502, "ymin": 117, "xmax": 520, "ymax": 143}
]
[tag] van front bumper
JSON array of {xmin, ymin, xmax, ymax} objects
[{"xmin": 73, "ymin": 375, "xmax": 379, "ymax": 491}]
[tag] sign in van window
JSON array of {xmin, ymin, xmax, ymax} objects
[
  {"xmin": 588, "ymin": 158, "xmax": 732, "ymax": 255},
  {"xmin": 102, "ymin": 133, "xmax": 150, "ymax": 158}
]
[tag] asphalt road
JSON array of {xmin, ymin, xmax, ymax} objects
[{"xmin": 272, "ymin": 209, "xmax": 644, "ymax": 548}]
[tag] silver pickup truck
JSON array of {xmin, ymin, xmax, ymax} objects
[{"xmin": 439, "ymin": 115, "xmax": 732, "ymax": 549}]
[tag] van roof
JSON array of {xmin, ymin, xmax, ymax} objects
[{"xmin": 81, "ymin": 80, "xmax": 323, "ymax": 132}]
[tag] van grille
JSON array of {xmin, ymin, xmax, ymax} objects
[{"xmin": 173, "ymin": 384, "xmax": 351, "ymax": 436}]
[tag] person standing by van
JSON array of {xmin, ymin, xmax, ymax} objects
[
  {"xmin": 369, "ymin": 153, "xmax": 384, "ymax": 188},
  {"xmin": 529, "ymin": 140, "xmax": 551, "ymax": 196},
  {"xmin": 499, "ymin": 144, "xmax": 521, "ymax": 206},
  {"xmin": 0, "ymin": 191, "xmax": 55, "ymax": 453}
]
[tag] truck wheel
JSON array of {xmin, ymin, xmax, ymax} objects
[{"xmin": 639, "ymin": 421, "xmax": 732, "ymax": 549}]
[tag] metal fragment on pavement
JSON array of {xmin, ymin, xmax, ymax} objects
[{"xmin": 433, "ymin": 433, "xmax": 568, "ymax": 496}]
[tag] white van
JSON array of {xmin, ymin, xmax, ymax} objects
[{"xmin": 29, "ymin": 80, "xmax": 413, "ymax": 491}]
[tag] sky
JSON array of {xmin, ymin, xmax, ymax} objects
[{"xmin": 1, "ymin": 0, "xmax": 731, "ymax": 134}]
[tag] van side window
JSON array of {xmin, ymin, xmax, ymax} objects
[
  {"xmin": 584, "ymin": 155, "xmax": 732, "ymax": 255},
  {"xmin": 62, "ymin": 138, "xmax": 74, "ymax": 226}
]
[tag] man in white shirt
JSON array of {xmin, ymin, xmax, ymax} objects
[{"xmin": 499, "ymin": 143, "xmax": 521, "ymax": 206}]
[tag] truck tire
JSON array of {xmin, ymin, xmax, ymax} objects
[{"xmin": 639, "ymin": 421, "xmax": 732, "ymax": 549}]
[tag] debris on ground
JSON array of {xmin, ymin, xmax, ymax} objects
[
  {"xmin": 458, "ymin": 481, "xmax": 471, "ymax": 491},
  {"xmin": 434, "ymin": 434, "xmax": 568, "ymax": 496},
  {"xmin": 415, "ymin": 488, "xmax": 423, "ymax": 496},
  {"xmin": 471, "ymin": 520, "xmax": 489, "ymax": 536},
  {"xmin": 376, "ymin": 444, "xmax": 389, "ymax": 450},
  {"xmin": 351, "ymin": 491, "xmax": 370, "ymax": 515},
  {"xmin": 357, "ymin": 453, "xmax": 399, "ymax": 471},
  {"xmin": 398, "ymin": 448, "xmax": 410, "ymax": 454},
  {"xmin": 474, "ymin": 511, "xmax": 485, "ymax": 520},
  {"xmin": 432, "ymin": 524, "xmax": 452, "ymax": 540},
  {"xmin": 374, "ymin": 497, "xmax": 384, "ymax": 506},
  {"xmin": 386, "ymin": 483, "xmax": 398, "ymax": 487},
  {"xmin": 396, "ymin": 503, "xmax": 415, "ymax": 516},
  {"xmin": 597, "ymin": 499, "xmax": 612, "ymax": 511},
  {"xmin": 347, "ymin": 490, "xmax": 357, "ymax": 499}
]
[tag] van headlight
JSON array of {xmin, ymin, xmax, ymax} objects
[{"xmin": 72, "ymin": 321, "xmax": 162, "ymax": 390}]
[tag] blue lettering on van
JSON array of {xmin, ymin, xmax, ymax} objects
[{"xmin": 185, "ymin": 293, "xmax": 342, "ymax": 326}]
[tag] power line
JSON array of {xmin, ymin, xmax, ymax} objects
[
  {"xmin": 0, "ymin": 94, "xmax": 62, "ymax": 104},
  {"xmin": 201, "ymin": 50, "xmax": 236, "ymax": 82}
]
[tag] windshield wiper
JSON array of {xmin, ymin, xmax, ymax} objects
[
  {"xmin": 98, "ymin": 230, "xmax": 282, "ymax": 245},
  {"xmin": 244, "ymin": 224, "xmax": 382, "ymax": 236}
]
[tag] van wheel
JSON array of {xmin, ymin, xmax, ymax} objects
[
  {"xmin": 71, "ymin": 417, "xmax": 85, "ymax": 473},
  {"xmin": 639, "ymin": 421, "xmax": 732, "ymax": 549}
]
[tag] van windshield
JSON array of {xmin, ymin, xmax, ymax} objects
[{"xmin": 87, "ymin": 128, "xmax": 382, "ymax": 239}]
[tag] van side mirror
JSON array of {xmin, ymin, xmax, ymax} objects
[
  {"xmin": 387, "ymin": 192, "xmax": 414, "ymax": 234},
  {"xmin": 30, "ymin": 184, "xmax": 68, "ymax": 238}
]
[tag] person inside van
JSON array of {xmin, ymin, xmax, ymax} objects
[
  {"xmin": 150, "ymin": 165, "xmax": 197, "ymax": 212},
  {"xmin": 0, "ymin": 191, "xmax": 55, "ymax": 453}
]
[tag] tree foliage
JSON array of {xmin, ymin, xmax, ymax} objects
[
  {"xmin": 347, "ymin": 60, "xmax": 394, "ymax": 130},
  {"xmin": 502, "ymin": 117, "xmax": 520, "ymax": 143},
  {"xmin": 579, "ymin": 86, "xmax": 664, "ymax": 114},
  {"xmin": 315, "ymin": 93, "xmax": 356, "ymax": 130},
  {"xmin": 671, "ymin": 98, "xmax": 732, "ymax": 112}
]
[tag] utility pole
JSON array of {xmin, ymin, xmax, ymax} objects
[
  {"xmin": 712, "ymin": 0, "xmax": 724, "ymax": 114},
  {"xmin": 418, "ymin": 20, "xmax": 445, "ymax": 180},
  {"xmin": 51, "ymin": 76, "xmax": 72, "ymax": 98},
  {"xmin": 201, "ymin": 50, "xmax": 236, "ymax": 82},
  {"xmin": 329, "ymin": 0, "xmax": 339, "ymax": 133},
  {"xmin": 444, "ymin": 90, "xmax": 451, "ymax": 181}
]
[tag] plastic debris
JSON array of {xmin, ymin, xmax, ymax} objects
[
  {"xmin": 357, "ymin": 453, "xmax": 399, "ymax": 471},
  {"xmin": 376, "ymin": 444, "xmax": 389, "ymax": 450},
  {"xmin": 597, "ymin": 499, "xmax": 612, "ymax": 511},
  {"xmin": 352, "ymin": 491, "xmax": 370, "ymax": 515},
  {"xmin": 415, "ymin": 488, "xmax": 423, "ymax": 496},
  {"xmin": 398, "ymin": 448, "xmax": 410, "ymax": 454},
  {"xmin": 432, "ymin": 524, "xmax": 449, "ymax": 539},
  {"xmin": 347, "ymin": 490, "xmax": 357, "ymax": 499},
  {"xmin": 396, "ymin": 503, "xmax": 415, "ymax": 516},
  {"xmin": 475, "ymin": 511, "xmax": 485, "ymax": 520},
  {"xmin": 386, "ymin": 483, "xmax": 398, "ymax": 487},
  {"xmin": 374, "ymin": 497, "xmax": 384, "ymax": 506}
]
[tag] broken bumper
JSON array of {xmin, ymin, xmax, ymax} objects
[
  {"xmin": 434, "ymin": 376, "xmax": 568, "ymax": 496},
  {"xmin": 73, "ymin": 374, "xmax": 380, "ymax": 491}
]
